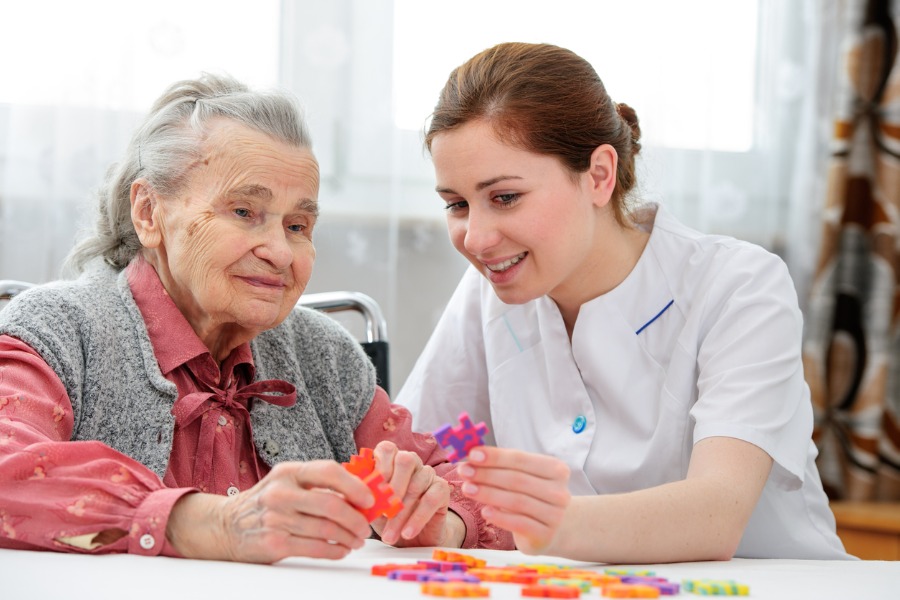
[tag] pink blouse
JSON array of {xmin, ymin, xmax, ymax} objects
[{"xmin": 0, "ymin": 258, "xmax": 511, "ymax": 556}]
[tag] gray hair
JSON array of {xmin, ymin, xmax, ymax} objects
[{"xmin": 63, "ymin": 72, "xmax": 313, "ymax": 276}]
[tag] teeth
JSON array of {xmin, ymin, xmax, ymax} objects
[{"xmin": 486, "ymin": 252, "xmax": 526, "ymax": 272}]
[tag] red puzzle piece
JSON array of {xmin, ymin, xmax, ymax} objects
[
  {"xmin": 343, "ymin": 448, "xmax": 403, "ymax": 522},
  {"xmin": 358, "ymin": 470, "xmax": 403, "ymax": 522},
  {"xmin": 522, "ymin": 584, "xmax": 581, "ymax": 598}
]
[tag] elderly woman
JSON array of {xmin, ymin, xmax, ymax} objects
[{"xmin": 0, "ymin": 74, "xmax": 511, "ymax": 561}]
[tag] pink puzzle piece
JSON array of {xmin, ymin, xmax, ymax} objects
[{"xmin": 432, "ymin": 412, "xmax": 488, "ymax": 463}]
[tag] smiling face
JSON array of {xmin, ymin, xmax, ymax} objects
[
  {"xmin": 431, "ymin": 120, "xmax": 618, "ymax": 311},
  {"xmin": 131, "ymin": 118, "xmax": 319, "ymax": 359}
]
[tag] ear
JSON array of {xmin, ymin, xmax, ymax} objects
[
  {"xmin": 585, "ymin": 144, "xmax": 618, "ymax": 209},
  {"xmin": 130, "ymin": 179, "xmax": 163, "ymax": 249}
]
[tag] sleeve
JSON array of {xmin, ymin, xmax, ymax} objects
[
  {"xmin": 0, "ymin": 335, "xmax": 195, "ymax": 556},
  {"xmin": 353, "ymin": 386, "xmax": 514, "ymax": 550},
  {"xmin": 689, "ymin": 247, "xmax": 813, "ymax": 490},
  {"xmin": 394, "ymin": 267, "xmax": 495, "ymax": 444}
]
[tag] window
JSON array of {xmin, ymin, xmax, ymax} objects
[
  {"xmin": 392, "ymin": 0, "xmax": 759, "ymax": 152},
  {"xmin": 0, "ymin": 0, "xmax": 280, "ymax": 110}
]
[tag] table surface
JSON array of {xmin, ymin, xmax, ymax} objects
[{"xmin": 1, "ymin": 540, "xmax": 897, "ymax": 599}]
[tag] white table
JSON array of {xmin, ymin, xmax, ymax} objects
[{"xmin": 1, "ymin": 540, "xmax": 897, "ymax": 599}]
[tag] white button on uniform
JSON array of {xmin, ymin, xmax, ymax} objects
[
  {"xmin": 227, "ymin": 486, "xmax": 240, "ymax": 497},
  {"xmin": 218, "ymin": 415, "xmax": 227, "ymax": 426},
  {"xmin": 139, "ymin": 534, "xmax": 155, "ymax": 550}
]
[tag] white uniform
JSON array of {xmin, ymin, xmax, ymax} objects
[{"xmin": 398, "ymin": 203, "xmax": 849, "ymax": 560}]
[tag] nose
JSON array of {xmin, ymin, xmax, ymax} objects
[
  {"xmin": 254, "ymin": 224, "xmax": 294, "ymax": 270},
  {"xmin": 462, "ymin": 207, "xmax": 501, "ymax": 256}
]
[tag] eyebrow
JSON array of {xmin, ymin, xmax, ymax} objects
[
  {"xmin": 435, "ymin": 175, "xmax": 523, "ymax": 195},
  {"xmin": 227, "ymin": 184, "xmax": 319, "ymax": 217}
]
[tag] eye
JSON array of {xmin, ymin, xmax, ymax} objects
[
  {"xmin": 233, "ymin": 207, "xmax": 252, "ymax": 219},
  {"xmin": 494, "ymin": 193, "xmax": 520, "ymax": 206},
  {"xmin": 287, "ymin": 223, "xmax": 306, "ymax": 233},
  {"xmin": 444, "ymin": 200, "xmax": 468, "ymax": 213}
]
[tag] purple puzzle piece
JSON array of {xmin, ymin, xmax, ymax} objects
[{"xmin": 433, "ymin": 412, "xmax": 488, "ymax": 462}]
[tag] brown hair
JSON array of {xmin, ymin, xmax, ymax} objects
[{"xmin": 425, "ymin": 42, "xmax": 641, "ymax": 226}]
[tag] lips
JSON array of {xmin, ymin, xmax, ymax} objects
[
  {"xmin": 485, "ymin": 252, "xmax": 527, "ymax": 272},
  {"xmin": 238, "ymin": 275, "xmax": 287, "ymax": 289}
]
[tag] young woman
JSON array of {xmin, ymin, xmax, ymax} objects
[{"xmin": 397, "ymin": 42, "xmax": 850, "ymax": 563}]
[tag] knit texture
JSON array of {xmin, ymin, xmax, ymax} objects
[{"xmin": 0, "ymin": 261, "xmax": 375, "ymax": 478}]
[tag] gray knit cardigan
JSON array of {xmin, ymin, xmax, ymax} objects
[{"xmin": 0, "ymin": 262, "xmax": 376, "ymax": 478}]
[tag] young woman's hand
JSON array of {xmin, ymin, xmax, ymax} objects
[
  {"xmin": 457, "ymin": 446, "xmax": 571, "ymax": 554},
  {"xmin": 369, "ymin": 440, "xmax": 465, "ymax": 548},
  {"xmin": 166, "ymin": 460, "xmax": 374, "ymax": 563}
]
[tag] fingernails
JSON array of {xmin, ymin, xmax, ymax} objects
[
  {"xmin": 462, "ymin": 481, "xmax": 479, "ymax": 495},
  {"xmin": 458, "ymin": 464, "xmax": 475, "ymax": 477},
  {"xmin": 402, "ymin": 526, "xmax": 415, "ymax": 539},
  {"xmin": 469, "ymin": 449, "xmax": 486, "ymax": 463}
]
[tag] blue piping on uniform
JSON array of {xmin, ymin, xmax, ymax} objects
[
  {"xmin": 503, "ymin": 314, "xmax": 524, "ymax": 352},
  {"xmin": 635, "ymin": 299, "xmax": 674, "ymax": 335}
]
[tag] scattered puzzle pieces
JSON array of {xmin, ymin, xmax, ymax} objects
[
  {"xmin": 374, "ymin": 551, "xmax": 747, "ymax": 599},
  {"xmin": 433, "ymin": 411, "xmax": 489, "ymax": 462}
]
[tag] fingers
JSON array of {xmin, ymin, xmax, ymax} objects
[
  {"xmin": 378, "ymin": 464, "xmax": 449, "ymax": 545},
  {"xmin": 214, "ymin": 460, "xmax": 379, "ymax": 563},
  {"xmin": 457, "ymin": 446, "xmax": 571, "ymax": 553},
  {"xmin": 366, "ymin": 444, "xmax": 452, "ymax": 547},
  {"xmin": 281, "ymin": 460, "xmax": 374, "ymax": 509},
  {"xmin": 467, "ymin": 446, "xmax": 569, "ymax": 480}
]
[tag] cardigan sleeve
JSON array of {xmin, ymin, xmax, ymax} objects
[
  {"xmin": 0, "ymin": 335, "xmax": 193, "ymax": 556},
  {"xmin": 353, "ymin": 386, "xmax": 514, "ymax": 550}
]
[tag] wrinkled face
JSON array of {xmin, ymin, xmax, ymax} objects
[
  {"xmin": 430, "ymin": 120, "xmax": 601, "ymax": 307},
  {"xmin": 137, "ymin": 119, "xmax": 319, "ymax": 348}
]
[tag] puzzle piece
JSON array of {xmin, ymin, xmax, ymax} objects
[
  {"xmin": 681, "ymin": 579, "xmax": 749, "ymax": 596},
  {"xmin": 342, "ymin": 447, "xmax": 375, "ymax": 478},
  {"xmin": 433, "ymin": 549, "xmax": 487, "ymax": 568},
  {"xmin": 521, "ymin": 584, "xmax": 581, "ymax": 598},
  {"xmin": 357, "ymin": 471, "xmax": 402, "ymax": 522},
  {"xmin": 417, "ymin": 559, "xmax": 469, "ymax": 572},
  {"xmin": 466, "ymin": 568, "xmax": 521, "ymax": 583},
  {"xmin": 371, "ymin": 563, "xmax": 429, "ymax": 576},
  {"xmin": 420, "ymin": 582, "xmax": 490, "ymax": 597},
  {"xmin": 538, "ymin": 578, "xmax": 592, "ymax": 593},
  {"xmin": 619, "ymin": 577, "xmax": 678, "ymax": 595},
  {"xmin": 433, "ymin": 411, "xmax": 489, "ymax": 462},
  {"xmin": 601, "ymin": 583, "xmax": 660, "ymax": 598},
  {"xmin": 341, "ymin": 448, "xmax": 403, "ymax": 522}
]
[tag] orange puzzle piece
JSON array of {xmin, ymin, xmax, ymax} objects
[
  {"xmin": 342, "ymin": 448, "xmax": 403, "ymax": 522},
  {"xmin": 358, "ymin": 470, "xmax": 402, "ymax": 522},
  {"xmin": 420, "ymin": 582, "xmax": 490, "ymax": 597},
  {"xmin": 343, "ymin": 447, "xmax": 376, "ymax": 478}
]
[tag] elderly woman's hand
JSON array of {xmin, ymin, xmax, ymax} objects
[
  {"xmin": 369, "ymin": 440, "xmax": 464, "ymax": 548},
  {"xmin": 166, "ymin": 460, "xmax": 374, "ymax": 563}
]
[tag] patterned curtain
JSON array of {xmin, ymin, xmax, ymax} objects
[{"xmin": 803, "ymin": 0, "xmax": 900, "ymax": 501}]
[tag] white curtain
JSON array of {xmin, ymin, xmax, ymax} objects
[{"xmin": 0, "ymin": 0, "xmax": 831, "ymax": 394}]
